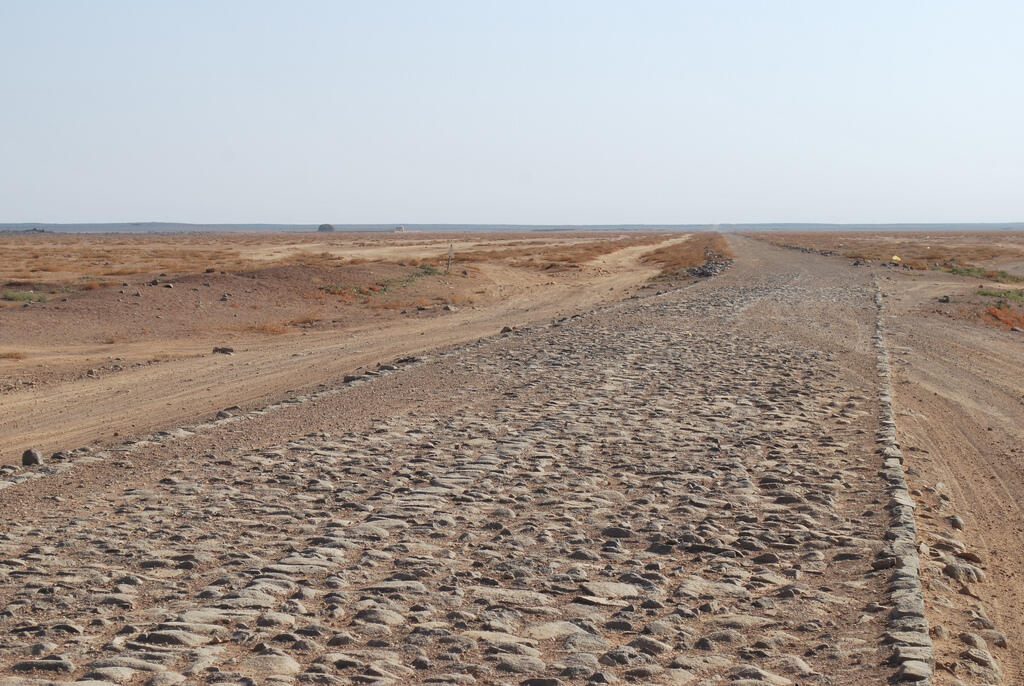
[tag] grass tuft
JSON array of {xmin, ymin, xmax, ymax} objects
[
  {"xmin": 3, "ymin": 289, "xmax": 47, "ymax": 302},
  {"xmin": 978, "ymin": 288, "xmax": 1024, "ymax": 303},
  {"xmin": 245, "ymin": 322, "xmax": 289, "ymax": 334},
  {"xmin": 940, "ymin": 265, "xmax": 1024, "ymax": 283}
]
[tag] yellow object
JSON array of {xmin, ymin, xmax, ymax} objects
[{"xmin": 891, "ymin": 255, "xmax": 902, "ymax": 262}]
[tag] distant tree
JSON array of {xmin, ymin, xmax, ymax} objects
[{"xmin": 318, "ymin": 224, "xmax": 335, "ymax": 232}]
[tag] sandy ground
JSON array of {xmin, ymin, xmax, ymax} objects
[
  {"xmin": 0, "ymin": 232, "xmax": 1019, "ymax": 685},
  {"xmin": 748, "ymin": 230, "xmax": 1024, "ymax": 274},
  {"xmin": 876, "ymin": 267, "xmax": 1024, "ymax": 684},
  {"xmin": 747, "ymin": 235, "xmax": 1024, "ymax": 683},
  {"xmin": 0, "ymin": 231, "xmax": 669, "ymax": 283},
  {"xmin": 0, "ymin": 234, "xmax": 689, "ymax": 463},
  {"xmin": 0, "ymin": 235, "xmax": 908, "ymax": 684}
]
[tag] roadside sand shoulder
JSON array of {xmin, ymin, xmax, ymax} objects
[
  {"xmin": 879, "ymin": 268, "xmax": 1024, "ymax": 683},
  {"xmin": 0, "ymin": 234, "xmax": 691, "ymax": 463}
]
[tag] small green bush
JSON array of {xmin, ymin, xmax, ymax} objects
[
  {"xmin": 3, "ymin": 289, "xmax": 46, "ymax": 302},
  {"xmin": 978, "ymin": 288, "xmax": 1024, "ymax": 303},
  {"xmin": 940, "ymin": 265, "xmax": 1024, "ymax": 283}
]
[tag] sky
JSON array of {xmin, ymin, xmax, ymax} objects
[{"xmin": 1, "ymin": 1, "xmax": 1022, "ymax": 225}]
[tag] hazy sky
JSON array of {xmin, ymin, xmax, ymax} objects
[{"xmin": 1, "ymin": 1, "xmax": 1022, "ymax": 224}]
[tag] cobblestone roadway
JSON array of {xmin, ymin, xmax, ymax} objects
[{"xmin": 1, "ymin": 252, "xmax": 908, "ymax": 685}]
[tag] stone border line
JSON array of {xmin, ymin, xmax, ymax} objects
[{"xmin": 872, "ymin": 279, "xmax": 935, "ymax": 684}]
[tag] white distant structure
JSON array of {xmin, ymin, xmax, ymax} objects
[{"xmin": 394, "ymin": 225, "xmax": 406, "ymax": 233}]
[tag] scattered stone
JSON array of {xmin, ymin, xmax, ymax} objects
[
  {"xmin": 497, "ymin": 655, "xmax": 546, "ymax": 674},
  {"xmin": 237, "ymin": 653, "xmax": 302, "ymax": 676},
  {"xmin": 0, "ymin": 255, "xmax": 932, "ymax": 685},
  {"xmin": 894, "ymin": 660, "xmax": 932, "ymax": 682},
  {"xmin": 11, "ymin": 659, "xmax": 74, "ymax": 673}
]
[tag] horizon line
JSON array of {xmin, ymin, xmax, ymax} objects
[{"xmin": 4, "ymin": 220, "xmax": 1024, "ymax": 229}]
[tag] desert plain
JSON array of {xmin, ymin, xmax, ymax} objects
[{"xmin": 1, "ymin": 230, "xmax": 1023, "ymax": 686}]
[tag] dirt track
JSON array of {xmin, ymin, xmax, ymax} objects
[
  {"xmin": 877, "ymin": 269, "xmax": 1024, "ymax": 684},
  {"xmin": 0, "ymin": 237, "xmax": 688, "ymax": 463},
  {"xmin": 0, "ymin": 236, "xmax": 1018, "ymax": 685}
]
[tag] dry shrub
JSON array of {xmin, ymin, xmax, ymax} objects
[
  {"xmin": 286, "ymin": 309, "xmax": 323, "ymax": 326},
  {"xmin": 373, "ymin": 300, "xmax": 407, "ymax": 311},
  {"xmin": 286, "ymin": 250, "xmax": 344, "ymax": 268},
  {"xmin": 640, "ymin": 233, "xmax": 733, "ymax": 275},
  {"xmin": 82, "ymin": 281, "xmax": 101, "ymax": 290},
  {"xmin": 0, "ymin": 230, "xmax": 700, "ymax": 287},
  {"xmin": 543, "ymin": 237, "xmax": 663, "ymax": 264},
  {"xmin": 449, "ymin": 233, "xmax": 668, "ymax": 267},
  {"xmin": 152, "ymin": 352, "xmax": 193, "ymax": 361},
  {"xmin": 981, "ymin": 304, "xmax": 1024, "ymax": 329},
  {"xmin": 242, "ymin": 322, "xmax": 289, "ymax": 335},
  {"xmin": 0, "ymin": 233, "xmax": 257, "ymax": 284},
  {"xmin": 318, "ymin": 286, "xmax": 357, "ymax": 303},
  {"xmin": 0, "ymin": 351, "xmax": 26, "ymax": 360}
]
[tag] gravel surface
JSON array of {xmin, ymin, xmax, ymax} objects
[{"xmin": 0, "ymin": 239, "xmax": 943, "ymax": 685}]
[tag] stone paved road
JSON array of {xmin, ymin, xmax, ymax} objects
[{"xmin": 0, "ymin": 239, "xmax": 926, "ymax": 685}]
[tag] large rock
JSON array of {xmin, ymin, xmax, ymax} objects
[
  {"xmin": 237, "ymin": 653, "xmax": 301, "ymax": 676},
  {"xmin": 21, "ymin": 448, "xmax": 42, "ymax": 466}
]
